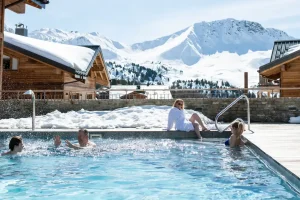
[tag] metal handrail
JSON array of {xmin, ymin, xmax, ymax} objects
[{"xmin": 215, "ymin": 94, "xmax": 253, "ymax": 133}]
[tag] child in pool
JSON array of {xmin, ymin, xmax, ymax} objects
[{"xmin": 225, "ymin": 121, "xmax": 245, "ymax": 148}]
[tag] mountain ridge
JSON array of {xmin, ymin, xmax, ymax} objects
[{"xmin": 16, "ymin": 18, "xmax": 294, "ymax": 65}]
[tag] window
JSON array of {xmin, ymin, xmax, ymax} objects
[
  {"xmin": 3, "ymin": 55, "xmax": 18, "ymax": 70},
  {"xmin": 3, "ymin": 55, "xmax": 10, "ymax": 70},
  {"xmin": 71, "ymin": 93, "xmax": 79, "ymax": 99},
  {"xmin": 12, "ymin": 58, "xmax": 18, "ymax": 70},
  {"xmin": 87, "ymin": 94, "xmax": 93, "ymax": 99}
]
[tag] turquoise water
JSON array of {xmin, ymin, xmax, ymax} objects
[{"xmin": 0, "ymin": 138, "xmax": 299, "ymax": 200}]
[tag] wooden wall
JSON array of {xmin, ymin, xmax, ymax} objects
[
  {"xmin": 63, "ymin": 72, "xmax": 96, "ymax": 100},
  {"xmin": 3, "ymin": 48, "xmax": 64, "ymax": 91},
  {"xmin": 280, "ymin": 58, "xmax": 300, "ymax": 97}
]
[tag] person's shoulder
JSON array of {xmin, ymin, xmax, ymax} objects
[
  {"xmin": 88, "ymin": 141, "xmax": 96, "ymax": 147},
  {"xmin": 170, "ymin": 107, "xmax": 180, "ymax": 112}
]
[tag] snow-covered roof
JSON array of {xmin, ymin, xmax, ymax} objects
[
  {"xmin": 270, "ymin": 40, "xmax": 300, "ymax": 62},
  {"xmin": 4, "ymin": 31, "xmax": 102, "ymax": 76},
  {"xmin": 259, "ymin": 42, "xmax": 300, "ymax": 74},
  {"xmin": 284, "ymin": 44, "xmax": 300, "ymax": 56}
]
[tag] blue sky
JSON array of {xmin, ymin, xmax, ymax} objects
[{"xmin": 5, "ymin": 0, "xmax": 300, "ymax": 44}]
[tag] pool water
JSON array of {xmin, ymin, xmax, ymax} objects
[{"xmin": 0, "ymin": 138, "xmax": 299, "ymax": 200}]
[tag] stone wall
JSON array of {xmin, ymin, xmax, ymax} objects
[{"xmin": 0, "ymin": 98, "xmax": 300, "ymax": 122}]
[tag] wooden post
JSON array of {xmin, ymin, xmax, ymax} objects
[
  {"xmin": 0, "ymin": 0, "xmax": 4, "ymax": 98},
  {"xmin": 244, "ymin": 72, "xmax": 248, "ymax": 95}
]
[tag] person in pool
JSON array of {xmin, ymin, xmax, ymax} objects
[
  {"xmin": 54, "ymin": 129, "xmax": 96, "ymax": 149},
  {"xmin": 225, "ymin": 120, "xmax": 245, "ymax": 148},
  {"xmin": 167, "ymin": 99, "xmax": 209, "ymax": 139},
  {"xmin": 1, "ymin": 136, "xmax": 24, "ymax": 156}
]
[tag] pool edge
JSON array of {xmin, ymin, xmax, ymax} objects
[
  {"xmin": 244, "ymin": 136, "xmax": 300, "ymax": 194},
  {"xmin": 0, "ymin": 129, "xmax": 231, "ymax": 139}
]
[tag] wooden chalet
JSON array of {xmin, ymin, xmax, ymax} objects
[
  {"xmin": 258, "ymin": 40, "xmax": 300, "ymax": 97},
  {"xmin": 0, "ymin": 0, "xmax": 49, "ymax": 94},
  {"xmin": 3, "ymin": 32, "xmax": 110, "ymax": 99}
]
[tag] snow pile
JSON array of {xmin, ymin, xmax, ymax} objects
[
  {"xmin": 5, "ymin": 32, "xmax": 95, "ymax": 72},
  {"xmin": 0, "ymin": 106, "xmax": 213, "ymax": 130},
  {"xmin": 289, "ymin": 116, "xmax": 300, "ymax": 124}
]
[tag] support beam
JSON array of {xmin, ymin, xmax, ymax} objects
[
  {"xmin": 5, "ymin": 0, "xmax": 24, "ymax": 9},
  {"xmin": 5, "ymin": 0, "xmax": 25, "ymax": 13},
  {"xmin": 99, "ymin": 71, "xmax": 103, "ymax": 79},
  {"xmin": 0, "ymin": 0, "xmax": 5, "ymax": 96},
  {"xmin": 244, "ymin": 72, "xmax": 248, "ymax": 95}
]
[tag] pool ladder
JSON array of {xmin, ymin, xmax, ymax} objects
[{"xmin": 215, "ymin": 94, "xmax": 254, "ymax": 133}]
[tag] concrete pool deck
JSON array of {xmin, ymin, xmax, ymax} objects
[
  {"xmin": 0, "ymin": 124, "xmax": 300, "ymax": 191},
  {"xmin": 242, "ymin": 123, "xmax": 300, "ymax": 192}
]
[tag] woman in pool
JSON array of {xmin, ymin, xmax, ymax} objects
[
  {"xmin": 1, "ymin": 136, "xmax": 24, "ymax": 156},
  {"xmin": 225, "ymin": 120, "xmax": 245, "ymax": 148},
  {"xmin": 167, "ymin": 99, "xmax": 208, "ymax": 139}
]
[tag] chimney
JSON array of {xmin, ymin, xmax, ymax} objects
[{"xmin": 15, "ymin": 23, "xmax": 28, "ymax": 37}]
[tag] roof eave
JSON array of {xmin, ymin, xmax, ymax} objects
[
  {"xmin": 80, "ymin": 45, "xmax": 110, "ymax": 87},
  {"xmin": 28, "ymin": 0, "xmax": 46, "ymax": 9},
  {"xmin": 98, "ymin": 46, "xmax": 111, "ymax": 88},
  {"xmin": 259, "ymin": 49, "xmax": 300, "ymax": 73}
]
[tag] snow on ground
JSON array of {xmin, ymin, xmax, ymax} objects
[
  {"xmin": 0, "ymin": 106, "xmax": 214, "ymax": 130},
  {"xmin": 289, "ymin": 116, "xmax": 300, "ymax": 124},
  {"xmin": 0, "ymin": 105, "xmax": 297, "ymax": 129}
]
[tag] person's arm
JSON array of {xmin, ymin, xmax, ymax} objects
[
  {"xmin": 65, "ymin": 140, "xmax": 84, "ymax": 150},
  {"xmin": 54, "ymin": 136, "xmax": 61, "ymax": 148},
  {"xmin": 229, "ymin": 136, "xmax": 236, "ymax": 148},
  {"xmin": 240, "ymin": 138, "xmax": 246, "ymax": 146},
  {"xmin": 1, "ymin": 151, "xmax": 11, "ymax": 156},
  {"xmin": 167, "ymin": 109, "xmax": 175, "ymax": 131}
]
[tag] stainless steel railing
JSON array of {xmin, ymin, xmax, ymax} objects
[{"xmin": 215, "ymin": 94, "xmax": 253, "ymax": 133}]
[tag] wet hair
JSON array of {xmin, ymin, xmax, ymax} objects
[
  {"xmin": 231, "ymin": 121, "xmax": 244, "ymax": 138},
  {"xmin": 79, "ymin": 129, "xmax": 89, "ymax": 137},
  {"xmin": 83, "ymin": 129, "xmax": 89, "ymax": 136},
  {"xmin": 9, "ymin": 136, "xmax": 22, "ymax": 151},
  {"xmin": 172, "ymin": 99, "xmax": 184, "ymax": 109}
]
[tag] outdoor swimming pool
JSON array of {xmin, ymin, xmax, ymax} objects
[{"xmin": 0, "ymin": 138, "xmax": 299, "ymax": 199}]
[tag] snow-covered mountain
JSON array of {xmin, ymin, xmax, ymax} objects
[
  {"xmin": 131, "ymin": 18, "xmax": 293, "ymax": 65},
  {"xmin": 27, "ymin": 19, "xmax": 293, "ymax": 65},
  {"xmin": 5, "ymin": 18, "xmax": 295, "ymax": 87},
  {"xmin": 29, "ymin": 28, "xmax": 129, "ymax": 59},
  {"xmin": 4, "ymin": 24, "xmax": 14, "ymax": 33}
]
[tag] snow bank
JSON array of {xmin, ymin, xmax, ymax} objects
[
  {"xmin": 0, "ymin": 106, "xmax": 214, "ymax": 130},
  {"xmin": 289, "ymin": 116, "xmax": 300, "ymax": 124}
]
